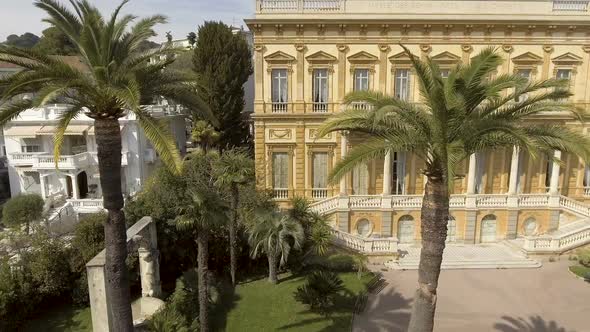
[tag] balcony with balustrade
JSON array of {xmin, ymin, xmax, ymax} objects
[{"xmin": 254, "ymin": 0, "xmax": 590, "ymax": 18}]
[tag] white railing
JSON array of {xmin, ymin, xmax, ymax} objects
[
  {"xmin": 259, "ymin": 0, "xmax": 298, "ymax": 11},
  {"xmin": 309, "ymin": 196, "xmax": 338, "ymax": 214},
  {"xmin": 450, "ymin": 195, "xmax": 466, "ymax": 208},
  {"xmin": 312, "ymin": 102, "xmax": 329, "ymax": 113},
  {"xmin": 258, "ymin": 0, "xmax": 343, "ymax": 12},
  {"xmin": 8, "ymin": 152, "xmax": 44, "ymax": 164},
  {"xmin": 524, "ymin": 223, "xmax": 590, "ymax": 253},
  {"xmin": 67, "ymin": 199, "xmax": 104, "ymax": 210},
  {"xmin": 559, "ymin": 196, "xmax": 590, "ymax": 216},
  {"xmin": 350, "ymin": 101, "xmax": 373, "ymax": 111},
  {"xmin": 273, "ymin": 188, "xmax": 289, "ymax": 199},
  {"xmin": 349, "ymin": 195, "xmax": 382, "ymax": 209},
  {"xmin": 391, "ymin": 195, "xmax": 422, "ymax": 208},
  {"xmin": 34, "ymin": 152, "xmax": 91, "ymax": 169},
  {"xmin": 553, "ymin": 0, "xmax": 589, "ymax": 11},
  {"xmin": 303, "ymin": 0, "xmax": 343, "ymax": 11},
  {"xmin": 331, "ymin": 229, "xmax": 397, "ymax": 253},
  {"xmin": 312, "ymin": 188, "xmax": 329, "ymax": 200},
  {"xmin": 476, "ymin": 195, "xmax": 509, "ymax": 207},
  {"xmin": 584, "ymin": 187, "xmax": 590, "ymax": 197},
  {"xmin": 271, "ymin": 102, "xmax": 289, "ymax": 113},
  {"xmin": 518, "ymin": 194, "xmax": 550, "ymax": 207}
]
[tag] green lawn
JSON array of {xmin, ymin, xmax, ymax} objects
[
  {"xmin": 24, "ymin": 305, "xmax": 92, "ymax": 332},
  {"xmin": 218, "ymin": 272, "xmax": 372, "ymax": 332},
  {"xmin": 570, "ymin": 265, "xmax": 590, "ymax": 280}
]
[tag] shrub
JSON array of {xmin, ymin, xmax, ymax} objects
[
  {"xmin": 294, "ymin": 271, "xmax": 345, "ymax": 316},
  {"xmin": 577, "ymin": 249, "xmax": 590, "ymax": 268},
  {"xmin": 2, "ymin": 194, "xmax": 44, "ymax": 232},
  {"xmin": 26, "ymin": 234, "xmax": 73, "ymax": 297},
  {"xmin": 306, "ymin": 254, "xmax": 357, "ymax": 272}
]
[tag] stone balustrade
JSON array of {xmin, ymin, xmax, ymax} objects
[{"xmin": 330, "ymin": 229, "xmax": 397, "ymax": 253}]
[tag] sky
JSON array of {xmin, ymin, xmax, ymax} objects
[{"xmin": 0, "ymin": 0, "xmax": 254, "ymax": 42}]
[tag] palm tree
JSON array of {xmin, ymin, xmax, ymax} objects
[
  {"xmin": 175, "ymin": 186, "xmax": 227, "ymax": 332},
  {"xmin": 214, "ymin": 149, "xmax": 254, "ymax": 286},
  {"xmin": 289, "ymin": 196, "xmax": 332, "ymax": 257},
  {"xmin": 318, "ymin": 46, "xmax": 590, "ymax": 332},
  {"xmin": 0, "ymin": 1, "xmax": 214, "ymax": 330},
  {"xmin": 192, "ymin": 120, "xmax": 220, "ymax": 151},
  {"xmin": 248, "ymin": 209, "xmax": 305, "ymax": 284}
]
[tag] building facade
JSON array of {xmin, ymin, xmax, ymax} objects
[{"xmin": 246, "ymin": 0, "xmax": 590, "ymax": 252}]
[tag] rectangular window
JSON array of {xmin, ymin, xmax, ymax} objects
[
  {"xmin": 21, "ymin": 138, "xmax": 41, "ymax": 153},
  {"xmin": 272, "ymin": 152, "xmax": 289, "ymax": 190},
  {"xmin": 354, "ymin": 69, "xmax": 370, "ymax": 91},
  {"xmin": 440, "ymin": 69, "xmax": 450, "ymax": 79},
  {"xmin": 271, "ymin": 69, "xmax": 288, "ymax": 112},
  {"xmin": 584, "ymin": 165, "xmax": 590, "ymax": 196},
  {"xmin": 516, "ymin": 69, "xmax": 532, "ymax": 103},
  {"xmin": 312, "ymin": 69, "xmax": 329, "ymax": 112},
  {"xmin": 556, "ymin": 69, "xmax": 572, "ymax": 80},
  {"xmin": 312, "ymin": 152, "xmax": 328, "ymax": 189},
  {"xmin": 352, "ymin": 164, "xmax": 369, "ymax": 195},
  {"xmin": 545, "ymin": 156, "xmax": 553, "ymax": 190},
  {"xmin": 391, "ymin": 152, "xmax": 406, "ymax": 195},
  {"xmin": 394, "ymin": 69, "xmax": 411, "ymax": 101}
]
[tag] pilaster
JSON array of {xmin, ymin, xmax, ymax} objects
[
  {"xmin": 381, "ymin": 211, "xmax": 392, "ymax": 236},
  {"xmin": 378, "ymin": 44, "xmax": 390, "ymax": 93},
  {"xmin": 506, "ymin": 210, "xmax": 518, "ymax": 239},
  {"xmin": 464, "ymin": 210, "xmax": 477, "ymax": 244},
  {"xmin": 337, "ymin": 44, "xmax": 349, "ymax": 102}
]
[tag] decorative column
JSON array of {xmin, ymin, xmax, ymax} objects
[
  {"xmin": 466, "ymin": 154, "xmax": 477, "ymax": 195},
  {"xmin": 383, "ymin": 151, "xmax": 392, "ymax": 195},
  {"xmin": 295, "ymin": 44, "xmax": 306, "ymax": 113},
  {"xmin": 59, "ymin": 175, "xmax": 68, "ymax": 197},
  {"xmin": 549, "ymin": 150, "xmax": 561, "ymax": 195},
  {"xmin": 508, "ymin": 146, "xmax": 520, "ymax": 195},
  {"xmin": 336, "ymin": 44, "xmax": 349, "ymax": 103},
  {"xmin": 71, "ymin": 174, "xmax": 80, "ymax": 200},
  {"xmin": 138, "ymin": 246, "xmax": 162, "ymax": 298},
  {"xmin": 39, "ymin": 175, "xmax": 47, "ymax": 200},
  {"xmin": 339, "ymin": 132, "xmax": 349, "ymax": 195}
]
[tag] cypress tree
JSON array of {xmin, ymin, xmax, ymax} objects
[{"xmin": 193, "ymin": 21, "xmax": 253, "ymax": 149}]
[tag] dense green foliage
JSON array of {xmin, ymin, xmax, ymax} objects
[
  {"xmin": 2, "ymin": 33, "xmax": 40, "ymax": 48},
  {"xmin": 33, "ymin": 27, "xmax": 77, "ymax": 55},
  {"xmin": 193, "ymin": 21, "xmax": 253, "ymax": 149},
  {"xmin": 294, "ymin": 270, "xmax": 345, "ymax": 316},
  {"xmin": 2, "ymin": 194, "xmax": 44, "ymax": 231}
]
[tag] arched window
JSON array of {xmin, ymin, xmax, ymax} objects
[
  {"xmin": 480, "ymin": 214, "xmax": 497, "ymax": 243},
  {"xmin": 398, "ymin": 215, "xmax": 415, "ymax": 243}
]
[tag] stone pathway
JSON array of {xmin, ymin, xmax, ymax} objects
[
  {"xmin": 354, "ymin": 260, "xmax": 590, "ymax": 332},
  {"xmin": 386, "ymin": 243, "xmax": 541, "ymax": 270}
]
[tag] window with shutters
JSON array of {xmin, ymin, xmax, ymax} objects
[
  {"xmin": 394, "ymin": 69, "xmax": 410, "ymax": 101},
  {"xmin": 353, "ymin": 69, "xmax": 370, "ymax": 91},
  {"xmin": 272, "ymin": 152, "xmax": 289, "ymax": 190}
]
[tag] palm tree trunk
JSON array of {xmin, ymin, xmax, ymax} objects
[
  {"xmin": 95, "ymin": 118, "xmax": 133, "ymax": 332},
  {"xmin": 408, "ymin": 176, "xmax": 449, "ymax": 332},
  {"xmin": 268, "ymin": 250, "xmax": 278, "ymax": 284},
  {"xmin": 197, "ymin": 229, "xmax": 210, "ymax": 332},
  {"xmin": 229, "ymin": 184, "xmax": 239, "ymax": 286}
]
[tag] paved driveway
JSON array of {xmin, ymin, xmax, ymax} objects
[{"xmin": 353, "ymin": 260, "xmax": 590, "ymax": 332}]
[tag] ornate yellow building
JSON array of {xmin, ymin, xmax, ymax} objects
[{"xmin": 246, "ymin": 0, "xmax": 590, "ymax": 253}]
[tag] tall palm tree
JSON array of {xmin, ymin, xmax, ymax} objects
[
  {"xmin": 192, "ymin": 120, "xmax": 219, "ymax": 152},
  {"xmin": 0, "ymin": 1, "xmax": 214, "ymax": 330},
  {"xmin": 175, "ymin": 162, "xmax": 228, "ymax": 332},
  {"xmin": 318, "ymin": 46, "xmax": 590, "ymax": 332},
  {"xmin": 214, "ymin": 149, "xmax": 254, "ymax": 286},
  {"xmin": 248, "ymin": 209, "xmax": 305, "ymax": 284}
]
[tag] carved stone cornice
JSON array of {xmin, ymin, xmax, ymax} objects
[{"xmin": 502, "ymin": 45, "xmax": 514, "ymax": 53}]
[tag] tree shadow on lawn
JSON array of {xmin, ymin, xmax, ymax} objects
[
  {"xmin": 494, "ymin": 315, "xmax": 576, "ymax": 332},
  {"xmin": 278, "ymin": 287, "xmax": 411, "ymax": 332},
  {"xmin": 210, "ymin": 278, "xmax": 242, "ymax": 332}
]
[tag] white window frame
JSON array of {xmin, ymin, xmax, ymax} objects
[
  {"xmin": 353, "ymin": 69, "xmax": 370, "ymax": 92},
  {"xmin": 394, "ymin": 69, "xmax": 411, "ymax": 101},
  {"xmin": 312, "ymin": 68, "xmax": 329, "ymax": 112}
]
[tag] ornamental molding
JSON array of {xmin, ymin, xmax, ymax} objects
[
  {"xmin": 348, "ymin": 51, "xmax": 379, "ymax": 63},
  {"xmin": 337, "ymin": 44, "xmax": 349, "ymax": 53},
  {"xmin": 389, "ymin": 51, "xmax": 419, "ymax": 65},
  {"xmin": 583, "ymin": 46, "xmax": 590, "ymax": 53},
  {"xmin": 512, "ymin": 52, "xmax": 543, "ymax": 65},
  {"xmin": 552, "ymin": 52, "xmax": 583, "ymax": 65},
  {"xmin": 543, "ymin": 45, "xmax": 554, "ymax": 54},
  {"xmin": 295, "ymin": 44, "xmax": 307, "ymax": 52},
  {"xmin": 502, "ymin": 45, "xmax": 514, "ymax": 53},
  {"xmin": 264, "ymin": 51, "xmax": 296, "ymax": 64},
  {"xmin": 431, "ymin": 51, "xmax": 461, "ymax": 65},
  {"xmin": 306, "ymin": 51, "xmax": 337, "ymax": 63},
  {"xmin": 420, "ymin": 44, "xmax": 432, "ymax": 54},
  {"xmin": 269, "ymin": 129, "xmax": 292, "ymax": 140},
  {"xmin": 461, "ymin": 44, "xmax": 473, "ymax": 53},
  {"xmin": 378, "ymin": 44, "xmax": 391, "ymax": 53}
]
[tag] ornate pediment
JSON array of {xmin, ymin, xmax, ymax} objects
[
  {"xmin": 431, "ymin": 51, "xmax": 461, "ymax": 65},
  {"xmin": 306, "ymin": 51, "xmax": 337, "ymax": 63},
  {"xmin": 552, "ymin": 52, "xmax": 583, "ymax": 65},
  {"xmin": 389, "ymin": 51, "xmax": 418, "ymax": 65},
  {"xmin": 264, "ymin": 51, "xmax": 296, "ymax": 63},
  {"xmin": 512, "ymin": 52, "xmax": 543, "ymax": 65},
  {"xmin": 347, "ymin": 51, "xmax": 378, "ymax": 63}
]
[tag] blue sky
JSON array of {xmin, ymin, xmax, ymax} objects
[{"xmin": 0, "ymin": 0, "xmax": 254, "ymax": 42}]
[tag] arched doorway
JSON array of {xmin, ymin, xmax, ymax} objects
[
  {"xmin": 77, "ymin": 171, "xmax": 88, "ymax": 199},
  {"xmin": 480, "ymin": 214, "xmax": 497, "ymax": 243},
  {"xmin": 523, "ymin": 217, "xmax": 538, "ymax": 236},
  {"xmin": 397, "ymin": 215, "xmax": 415, "ymax": 243},
  {"xmin": 446, "ymin": 216, "xmax": 457, "ymax": 243}
]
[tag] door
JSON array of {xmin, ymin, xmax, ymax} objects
[
  {"xmin": 77, "ymin": 171, "xmax": 88, "ymax": 199},
  {"xmin": 480, "ymin": 215, "xmax": 497, "ymax": 243},
  {"xmin": 446, "ymin": 217, "xmax": 457, "ymax": 243},
  {"xmin": 398, "ymin": 216, "xmax": 415, "ymax": 244}
]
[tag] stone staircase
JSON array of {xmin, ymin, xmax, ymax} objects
[{"xmin": 386, "ymin": 243, "xmax": 542, "ymax": 270}]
